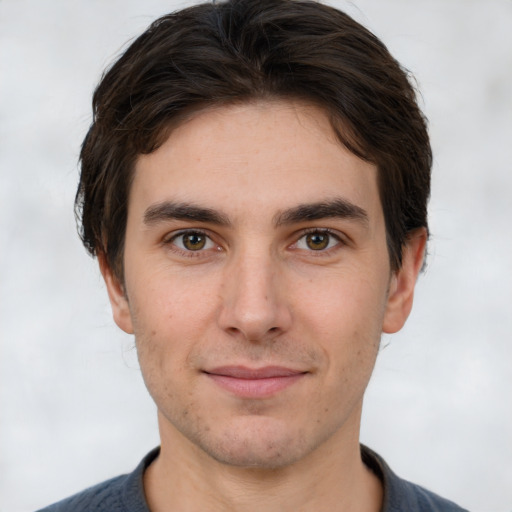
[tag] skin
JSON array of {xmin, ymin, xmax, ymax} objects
[{"xmin": 100, "ymin": 100, "xmax": 426, "ymax": 511}]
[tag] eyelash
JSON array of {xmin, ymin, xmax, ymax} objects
[
  {"xmin": 293, "ymin": 228, "xmax": 344, "ymax": 253},
  {"xmin": 163, "ymin": 228, "xmax": 344, "ymax": 258},
  {"xmin": 164, "ymin": 229, "xmax": 219, "ymax": 257}
]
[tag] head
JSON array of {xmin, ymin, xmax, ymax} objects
[
  {"xmin": 76, "ymin": 0, "xmax": 431, "ymax": 473},
  {"xmin": 76, "ymin": 0, "xmax": 431, "ymax": 284}
]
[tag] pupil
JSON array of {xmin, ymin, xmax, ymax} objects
[
  {"xmin": 184, "ymin": 233, "xmax": 205, "ymax": 250},
  {"xmin": 307, "ymin": 233, "xmax": 328, "ymax": 250}
]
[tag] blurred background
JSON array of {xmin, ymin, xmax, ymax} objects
[{"xmin": 1, "ymin": 1, "xmax": 511, "ymax": 510}]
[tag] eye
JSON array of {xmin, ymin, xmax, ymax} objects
[
  {"xmin": 169, "ymin": 231, "xmax": 216, "ymax": 252},
  {"xmin": 295, "ymin": 230, "xmax": 341, "ymax": 251}
]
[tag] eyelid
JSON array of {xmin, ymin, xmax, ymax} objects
[
  {"xmin": 164, "ymin": 227, "xmax": 208, "ymax": 243},
  {"xmin": 163, "ymin": 228, "xmax": 221, "ymax": 256},
  {"xmin": 291, "ymin": 228, "xmax": 346, "ymax": 252}
]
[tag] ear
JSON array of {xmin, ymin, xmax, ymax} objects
[
  {"xmin": 382, "ymin": 228, "xmax": 427, "ymax": 334},
  {"xmin": 98, "ymin": 253, "xmax": 134, "ymax": 335}
]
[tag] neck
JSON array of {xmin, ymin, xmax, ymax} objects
[{"xmin": 144, "ymin": 413, "xmax": 383, "ymax": 512}]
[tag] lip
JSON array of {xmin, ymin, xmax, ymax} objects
[{"xmin": 204, "ymin": 366, "xmax": 307, "ymax": 398}]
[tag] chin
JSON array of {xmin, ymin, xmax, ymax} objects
[{"xmin": 194, "ymin": 416, "xmax": 314, "ymax": 470}]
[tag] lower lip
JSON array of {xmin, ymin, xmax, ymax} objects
[{"xmin": 206, "ymin": 373, "xmax": 305, "ymax": 398}]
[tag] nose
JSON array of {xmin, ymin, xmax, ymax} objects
[{"xmin": 217, "ymin": 247, "xmax": 292, "ymax": 343}]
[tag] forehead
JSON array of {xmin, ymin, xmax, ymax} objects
[{"xmin": 131, "ymin": 100, "xmax": 381, "ymax": 223}]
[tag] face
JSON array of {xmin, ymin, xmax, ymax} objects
[{"xmin": 102, "ymin": 100, "xmax": 425, "ymax": 469}]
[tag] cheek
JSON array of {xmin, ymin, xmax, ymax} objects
[
  {"xmin": 128, "ymin": 267, "xmax": 218, "ymax": 329},
  {"xmin": 126, "ymin": 272, "xmax": 223, "ymax": 383},
  {"xmin": 297, "ymin": 267, "xmax": 389, "ymax": 334},
  {"xmin": 293, "ymin": 269, "xmax": 386, "ymax": 385}
]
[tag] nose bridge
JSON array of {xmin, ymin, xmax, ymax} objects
[{"xmin": 218, "ymin": 242, "xmax": 290, "ymax": 341}]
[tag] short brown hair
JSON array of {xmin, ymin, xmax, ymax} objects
[{"xmin": 77, "ymin": 0, "xmax": 431, "ymax": 281}]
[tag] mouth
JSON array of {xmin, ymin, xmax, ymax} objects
[{"xmin": 203, "ymin": 366, "xmax": 307, "ymax": 399}]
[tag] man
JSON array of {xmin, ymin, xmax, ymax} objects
[{"xmin": 39, "ymin": 0, "xmax": 468, "ymax": 510}]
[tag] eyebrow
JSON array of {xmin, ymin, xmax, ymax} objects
[
  {"xmin": 143, "ymin": 198, "xmax": 368, "ymax": 229},
  {"xmin": 274, "ymin": 198, "xmax": 369, "ymax": 227},
  {"xmin": 143, "ymin": 201, "xmax": 232, "ymax": 227}
]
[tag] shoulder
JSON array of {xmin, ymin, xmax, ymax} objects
[
  {"xmin": 35, "ymin": 448, "xmax": 159, "ymax": 512},
  {"xmin": 35, "ymin": 474, "xmax": 129, "ymax": 512},
  {"xmin": 361, "ymin": 445, "xmax": 470, "ymax": 512},
  {"xmin": 391, "ymin": 477, "xmax": 469, "ymax": 512}
]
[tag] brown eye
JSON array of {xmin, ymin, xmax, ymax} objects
[
  {"xmin": 170, "ymin": 231, "xmax": 215, "ymax": 252},
  {"xmin": 305, "ymin": 232, "xmax": 330, "ymax": 250},
  {"xmin": 294, "ymin": 230, "xmax": 341, "ymax": 252},
  {"xmin": 182, "ymin": 233, "xmax": 206, "ymax": 250}
]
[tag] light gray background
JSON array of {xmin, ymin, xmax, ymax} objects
[{"xmin": 1, "ymin": 1, "xmax": 511, "ymax": 511}]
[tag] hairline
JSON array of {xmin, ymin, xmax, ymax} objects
[{"xmin": 110, "ymin": 96, "xmax": 393, "ymax": 284}]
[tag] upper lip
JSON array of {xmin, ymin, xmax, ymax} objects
[{"xmin": 204, "ymin": 366, "xmax": 306, "ymax": 379}]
